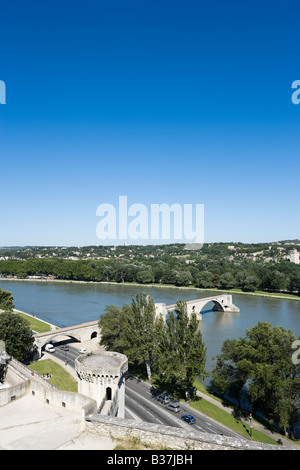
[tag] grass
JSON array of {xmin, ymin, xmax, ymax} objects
[
  {"xmin": 228, "ymin": 288, "xmax": 300, "ymax": 301},
  {"xmin": 188, "ymin": 397, "xmax": 278, "ymax": 445},
  {"xmin": 28, "ymin": 359, "xmax": 78, "ymax": 392},
  {"xmin": 192, "ymin": 380, "xmax": 300, "ymax": 446},
  {"xmin": 17, "ymin": 311, "xmax": 52, "ymax": 333}
]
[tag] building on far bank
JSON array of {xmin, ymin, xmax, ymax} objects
[{"xmin": 290, "ymin": 249, "xmax": 300, "ymax": 265}]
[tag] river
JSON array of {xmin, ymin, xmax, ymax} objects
[{"xmin": 1, "ymin": 279, "xmax": 299, "ymax": 377}]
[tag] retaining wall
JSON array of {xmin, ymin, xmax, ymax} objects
[{"xmin": 84, "ymin": 414, "xmax": 286, "ymax": 451}]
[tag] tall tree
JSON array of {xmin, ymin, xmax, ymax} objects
[
  {"xmin": 0, "ymin": 311, "xmax": 34, "ymax": 362},
  {"xmin": 122, "ymin": 293, "xmax": 164, "ymax": 383},
  {"xmin": 158, "ymin": 300, "xmax": 207, "ymax": 400},
  {"xmin": 99, "ymin": 293, "xmax": 165, "ymax": 383},
  {"xmin": 0, "ymin": 287, "xmax": 14, "ymax": 311},
  {"xmin": 98, "ymin": 304, "xmax": 130, "ymax": 352}
]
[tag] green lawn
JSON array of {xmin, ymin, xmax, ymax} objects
[
  {"xmin": 17, "ymin": 311, "xmax": 52, "ymax": 333},
  {"xmin": 189, "ymin": 397, "xmax": 278, "ymax": 445},
  {"xmin": 28, "ymin": 359, "xmax": 78, "ymax": 392}
]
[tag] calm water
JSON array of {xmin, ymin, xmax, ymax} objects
[{"xmin": 1, "ymin": 279, "xmax": 299, "ymax": 376}]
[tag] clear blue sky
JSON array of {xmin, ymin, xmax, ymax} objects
[{"xmin": 0, "ymin": 0, "xmax": 299, "ymax": 246}]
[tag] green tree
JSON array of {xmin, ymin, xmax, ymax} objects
[
  {"xmin": 121, "ymin": 293, "xmax": 164, "ymax": 382},
  {"xmin": 0, "ymin": 287, "xmax": 14, "ymax": 311},
  {"xmin": 158, "ymin": 300, "xmax": 207, "ymax": 400},
  {"xmin": 212, "ymin": 322, "xmax": 300, "ymax": 437},
  {"xmin": 0, "ymin": 311, "xmax": 34, "ymax": 362},
  {"xmin": 98, "ymin": 304, "xmax": 130, "ymax": 352}
]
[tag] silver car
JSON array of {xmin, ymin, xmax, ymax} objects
[{"xmin": 165, "ymin": 403, "xmax": 180, "ymax": 413}]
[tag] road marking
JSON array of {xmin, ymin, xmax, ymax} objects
[
  {"xmin": 128, "ymin": 387, "xmax": 184, "ymax": 427},
  {"xmin": 125, "ymin": 402, "xmax": 142, "ymax": 422},
  {"xmin": 126, "ymin": 390, "xmax": 165, "ymax": 424}
]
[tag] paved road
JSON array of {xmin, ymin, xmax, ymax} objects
[
  {"xmin": 124, "ymin": 375, "xmax": 243, "ymax": 439},
  {"xmin": 48, "ymin": 342, "xmax": 243, "ymax": 440}
]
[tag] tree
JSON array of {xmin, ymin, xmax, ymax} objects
[
  {"xmin": 219, "ymin": 272, "xmax": 235, "ymax": 289},
  {"xmin": 194, "ymin": 271, "xmax": 215, "ymax": 289},
  {"xmin": 121, "ymin": 293, "xmax": 164, "ymax": 382},
  {"xmin": 211, "ymin": 338, "xmax": 249, "ymax": 408},
  {"xmin": 0, "ymin": 311, "xmax": 34, "ymax": 362},
  {"xmin": 98, "ymin": 304, "xmax": 130, "ymax": 352},
  {"xmin": 212, "ymin": 322, "xmax": 300, "ymax": 437},
  {"xmin": 158, "ymin": 300, "xmax": 207, "ymax": 400},
  {"xmin": 0, "ymin": 287, "xmax": 14, "ymax": 311},
  {"xmin": 100, "ymin": 293, "xmax": 164, "ymax": 383}
]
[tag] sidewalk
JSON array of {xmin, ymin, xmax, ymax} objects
[{"xmin": 196, "ymin": 390, "xmax": 300, "ymax": 450}]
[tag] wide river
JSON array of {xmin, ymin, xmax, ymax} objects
[{"xmin": 1, "ymin": 279, "xmax": 299, "ymax": 377}]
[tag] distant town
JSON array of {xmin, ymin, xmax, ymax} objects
[
  {"xmin": 0, "ymin": 240, "xmax": 299, "ymax": 295},
  {"xmin": 0, "ymin": 240, "xmax": 299, "ymax": 264}
]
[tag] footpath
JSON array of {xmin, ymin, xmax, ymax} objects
[{"xmin": 196, "ymin": 390, "xmax": 300, "ymax": 450}]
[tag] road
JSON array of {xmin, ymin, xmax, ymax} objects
[
  {"xmin": 48, "ymin": 343, "xmax": 243, "ymax": 440},
  {"xmin": 124, "ymin": 375, "xmax": 242, "ymax": 438}
]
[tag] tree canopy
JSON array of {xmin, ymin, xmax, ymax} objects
[
  {"xmin": 211, "ymin": 322, "xmax": 300, "ymax": 437},
  {"xmin": 0, "ymin": 311, "xmax": 34, "ymax": 362}
]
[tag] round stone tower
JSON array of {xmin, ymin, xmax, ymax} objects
[{"xmin": 75, "ymin": 351, "xmax": 128, "ymax": 418}]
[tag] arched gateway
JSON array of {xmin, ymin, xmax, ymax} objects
[{"xmin": 34, "ymin": 320, "xmax": 100, "ymax": 358}]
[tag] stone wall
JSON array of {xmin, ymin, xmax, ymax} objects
[
  {"xmin": 0, "ymin": 379, "xmax": 30, "ymax": 407},
  {"xmin": 84, "ymin": 414, "xmax": 286, "ymax": 451},
  {"xmin": 1, "ymin": 357, "xmax": 98, "ymax": 424}
]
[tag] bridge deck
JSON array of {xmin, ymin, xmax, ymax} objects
[
  {"xmin": 166, "ymin": 294, "xmax": 228, "ymax": 310},
  {"xmin": 35, "ymin": 320, "xmax": 99, "ymax": 337}
]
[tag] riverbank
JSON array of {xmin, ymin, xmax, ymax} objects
[{"xmin": 1, "ymin": 276, "xmax": 300, "ymax": 302}]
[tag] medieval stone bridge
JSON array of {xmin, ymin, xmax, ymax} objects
[
  {"xmin": 155, "ymin": 293, "xmax": 240, "ymax": 321},
  {"xmin": 34, "ymin": 294, "xmax": 239, "ymax": 355},
  {"xmin": 34, "ymin": 320, "xmax": 100, "ymax": 357}
]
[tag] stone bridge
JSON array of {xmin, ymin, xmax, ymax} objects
[
  {"xmin": 34, "ymin": 320, "xmax": 100, "ymax": 357},
  {"xmin": 155, "ymin": 293, "xmax": 239, "ymax": 321}
]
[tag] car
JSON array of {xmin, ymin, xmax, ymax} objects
[
  {"xmin": 45, "ymin": 343, "xmax": 55, "ymax": 353},
  {"xmin": 165, "ymin": 403, "xmax": 180, "ymax": 413},
  {"xmin": 158, "ymin": 393, "xmax": 170, "ymax": 404},
  {"xmin": 78, "ymin": 348, "xmax": 87, "ymax": 353},
  {"xmin": 60, "ymin": 345, "xmax": 69, "ymax": 351},
  {"xmin": 181, "ymin": 414, "xmax": 196, "ymax": 424}
]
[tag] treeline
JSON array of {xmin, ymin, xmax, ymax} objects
[{"xmin": 0, "ymin": 256, "xmax": 300, "ymax": 294}]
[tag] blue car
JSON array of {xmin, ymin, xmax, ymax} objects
[{"xmin": 181, "ymin": 414, "xmax": 196, "ymax": 424}]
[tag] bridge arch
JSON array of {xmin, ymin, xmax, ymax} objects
[
  {"xmin": 191, "ymin": 299, "xmax": 225, "ymax": 313},
  {"xmin": 39, "ymin": 333, "xmax": 81, "ymax": 350}
]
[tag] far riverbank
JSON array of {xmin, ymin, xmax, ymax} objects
[{"xmin": 1, "ymin": 276, "xmax": 300, "ymax": 302}]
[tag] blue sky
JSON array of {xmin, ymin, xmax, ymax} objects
[{"xmin": 0, "ymin": 0, "xmax": 299, "ymax": 246}]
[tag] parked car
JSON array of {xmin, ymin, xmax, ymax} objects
[
  {"xmin": 181, "ymin": 414, "xmax": 196, "ymax": 424},
  {"xmin": 45, "ymin": 343, "xmax": 55, "ymax": 353},
  {"xmin": 158, "ymin": 393, "xmax": 170, "ymax": 404},
  {"xmin": 60, "ymin": 345, "xmax": 69, "ymax": 351},
  {"xmin": 165, "ymin": 403, "xmax": 180, "ymax": 413}
]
